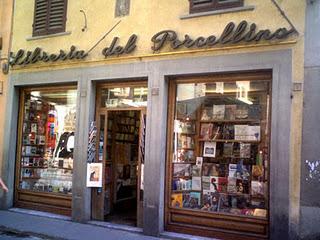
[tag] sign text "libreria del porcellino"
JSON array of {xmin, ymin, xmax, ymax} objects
[{"xmin": 9, "ymin": 20, "xmax": 296, "ymax": 66}]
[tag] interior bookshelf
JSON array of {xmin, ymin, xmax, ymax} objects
[
  {"xmin": 170, "ymin": 81, "xmax": 270, "ymax": 220},
  {"xmin": 103, "ymin": 110, "xmax": 140, "ymax": 215}
]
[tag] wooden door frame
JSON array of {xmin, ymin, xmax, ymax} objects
[{"xmin": 93, "ymin": 81, "xmax": 147, "ymax": 225}]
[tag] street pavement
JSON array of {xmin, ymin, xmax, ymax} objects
[
  {"xmin": 0, "ymin": 210, "xmax": 167, "ymax": 240},
  {"xmin": 0, "ymin": 210, "xmax": 213, "ymax": 240},
  {"xmin": 0, "ymin": 229, "xmax": 47, "ymax": 240}
]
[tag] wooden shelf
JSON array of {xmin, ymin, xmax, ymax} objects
[
  {"xmin": 172, "ymin": 190, "xmax": 193, "ymax": 192},
  {"xmin": 177, "ymin": 147, "xmax": 194, "ymax": 150},
  {"xmin": 198, "ymin": 139, "xmax": 260, "ymax": 143},
  {"xmin": 173, "ymin": 176, "xmax": 192, "ymax": 179},
  {"xmin": 172, "ymin": 161, "xmax": 196, "ymax": 164},
  {"xmin": 177, "ymin": 132, "xmax": 196, "ymax": 135},
  {"xmin": 21, "ymin": 166, "xmax": 47, "ymax": 169},
  {"xmin": 22, "ymin": 144, "xmax": 46, "ymax": 147},
  {"xmin": 22, "ymin": 177, "xmax": 41, "ymax": 180},
  {"xmin": 21, "ymin": 154, "xmax": 44, "ymax": 157},
  {"xmin": 200, "ymin": 119, "xmax": 260, "ymax": 123}
]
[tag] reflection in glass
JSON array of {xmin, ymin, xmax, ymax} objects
[
  {"xmin": 101, "ymin": 86, "xmax": 147, "ymax": 108},
  {"xmin": 171, "ymin": 80, "xmax": 270, "ymax": 218},
  {"xmin": 20, "ymin": 89, "xmax": 76, "ymax": 195}
]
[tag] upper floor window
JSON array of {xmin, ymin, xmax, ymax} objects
[
  {"xmin": 189, "ymin": 0, "xmax": 244, "ymax": 14},
  {"xmin": 32, "ymin": 0, "xmax": 68, "ymax": 37}
]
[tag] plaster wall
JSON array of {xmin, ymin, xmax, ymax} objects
[
  {"xmin": 300, "ymin": 0, "xmax": 320, "ymax": 239},
  {"xmin": 0, "ymin": 0, "xmax": 14, "ymax": 190}
]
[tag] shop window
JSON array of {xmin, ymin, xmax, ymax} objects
[
  {"xmin": 100, "ymin": 86, "xmax": 148, "ymax": 108},
  {"xmin": 32, "ymin": 0, "xmax": 68, "ymax": 37},
  {"xmin": 167, "ymin": 75, "xmax": 271, "ymax": 236},
  {"xmin": 189, "ymin": 0, "xmax": 244, "ymax": 14},
  {"xmin": 18, "ymin": 88, "xmax": 76, "ymax": 195}
]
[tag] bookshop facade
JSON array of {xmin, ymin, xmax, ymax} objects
[{"xmin": 2, "ymin": 48, "xmax": 294, "ymax": 240}]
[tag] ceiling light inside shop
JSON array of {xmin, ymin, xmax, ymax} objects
[{"xmin": 215, "ymin": 82, "xmax": 224, "ymax": 94}]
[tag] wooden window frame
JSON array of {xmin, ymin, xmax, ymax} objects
[
  {"xmin": 165, "ymin": 71, "xmax": 272, "ymax": 239},
  {"xmin": 14, "ymin": 85, "xmax": 77, "ymax": 216},
  {"xmin": 189, "ymin": 0, "xmax": 244, "ymax": 14},
  {"xmin": 32, "ymin": 0, "xmax": 68, "ymax": 37}
]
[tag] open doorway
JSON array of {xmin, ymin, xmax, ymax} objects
[
  {"xmin": 104, "ymin": 110, "xmax": 141, "ymax": 226},
  {"xmin": 92, "ymin": 83, "xmax": 147, "ymax": 228}
]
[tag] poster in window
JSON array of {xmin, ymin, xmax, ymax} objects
[{"xmin": 86, "ymin": 163, "xmax": 103, "ymax": 187}]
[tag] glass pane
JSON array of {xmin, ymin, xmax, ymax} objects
[
  {"xmin": 100, "ymin": 86, "xmax": 147, "ymax": 108},
  {"xmin": 20, "ymin": 89, "xmax": 77, "ymax": 195},
  {"xmin": 171, "ymin": 80, "xmax": 270, "ymax": 219}
]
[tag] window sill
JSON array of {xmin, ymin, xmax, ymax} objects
[
  {"xmin": 180, "ymin": 5, "xmax": 255, "ymax": 20},
  {"xmin": 26, "ymin": 31, "xmax": 72, "ymax": 41}
]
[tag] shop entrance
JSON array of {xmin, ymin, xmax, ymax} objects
[{"xmin": 92, "ymin": 83, "xmax": 147, "ymax": 227}]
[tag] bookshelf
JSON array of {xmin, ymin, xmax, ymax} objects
[
  {"xmin": 166, "ymin": 76, "xmax": 271, "ymax": 238},
  {"xmin": 102, "ymin": 110, "xmax": 140, "ymax": 216}
]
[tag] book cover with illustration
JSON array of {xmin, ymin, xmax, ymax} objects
[
  {"xmin": 236, "ymin": 179, "xmax": 249, "ymax": 194},
  {"xmin": 248, "ymin": 104, "xmax": 261, "ymax": 120},
  {"xmin": 247, "ymin": 125, "xmax": 261, "ymax": 141},
  {"xmin": 178, "ymin": 135, "xmax": 195, "ymax": 149},
  {"xmin": 218, "ymin": 164, "xmax": 228, "ymax": 177},
  {"xmin": 176, "ymin": 150, "xmax": 195, "ymax": 163},
  {"xmin": 202, "ymin": 191, "xmax": 220, "ymax": 212},
  {"xmin": 202, "ymin": 176, "xmax": 210, "ymax": 190},
  {"xmin": 202, "ymin": 163, "xmax": 219, "ymax": 176},
  {"xmin": 192, "ymin": 176, "xmax": 201, "ymax": 191},
  {"xmin": 218, "ymin": 193, "xmax": 230, "ymax": 213},
  {"xmin": 252, "ymin": 165, "xmax": 264, "ymax": 180},
  {"xmin": 236, "ymin": 105, "xmax": 248, "ymax": 119},
  {"xmin": 222, "ymin": 125, "xmax": 235, "ymax": 140},
  {"xmin": 228, "ymin": 164, "xmax": 238, "ymax": 178},
  {"xmin": 183, "ymin": 192, "xmax": 201, "ymax": 209},
  {"xmin": 201, "ymin": 107, "xmax": 213, "ymax": 121},
  {"xmin": 213, "ymin": 105, "xmax": 225, "ymax": 119},
  {"xmin": 217, "ymin": 177, "xmax": 228, "ymax": 193},
  {"xmin": 251, "ymin": 181, "xmax": 265, "ymax": 197},
  {"xmin": 234, "ymin": 125, "xmax": 248, "ymax": 141},
  {"xmin": 200, "ymin": 123, "xmax": 213, "ymax": 140},
  {"xmin": 223, "ymin": 143, "xmax": 233, "ymax": 157},
  {"xmin": 174, "ymin": 120, "xmax": 195, "ymax": 134},
  {"xmin": 227, "ymin": 177, "xmax": 237, "ymax": 193},
  {"xmin": 225, "ymin": 105, "xmax": 236, "ymax": 120},
  {"xmin": 171, "ymin": 193, "xmax": 183, "ymax": 208},
  {"xmin": 190, "ymin": 192, "xmax": 201, "ymax": 208},
  {"xmin": 192, "ymin": 165, "xmax": 202, "ymax": 177},
  {"xmin": 240, "ymin": 143, "xmax": 251, "ymax": 158},
  {"xmin": 209, "ymin": 176, "xmax": 219, "ymax": 192},
  {"xmin": 173, "ymin": 164, "xmax": 191, "ymax": 177},
  {"xmin": 173, "ymin": 179, "xmax": 192, "ymax": 191}
]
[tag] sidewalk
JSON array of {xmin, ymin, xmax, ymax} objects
[{"xmin": 0, "ymin": 210, "xmax": 213, "ymax": 240}]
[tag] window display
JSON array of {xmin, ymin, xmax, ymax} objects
[
  {"xmin": 100, "ymin": 86, "xmax": 147, "ymax": 108},
  {"xmin": 169, "ymin": 80, "xmax": 270, "ymax": 218},
  {"xmin": 19, "ymin": 89, "xmax": 77, "ymax": 195}
]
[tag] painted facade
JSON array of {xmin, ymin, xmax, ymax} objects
[
  {"xmin": 0, "ymin": 0, "xmax": 14, "ymax": 190},
  {"xmin": 2, "ymin": 0, "xmax": 319, "ymax": 239}
]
